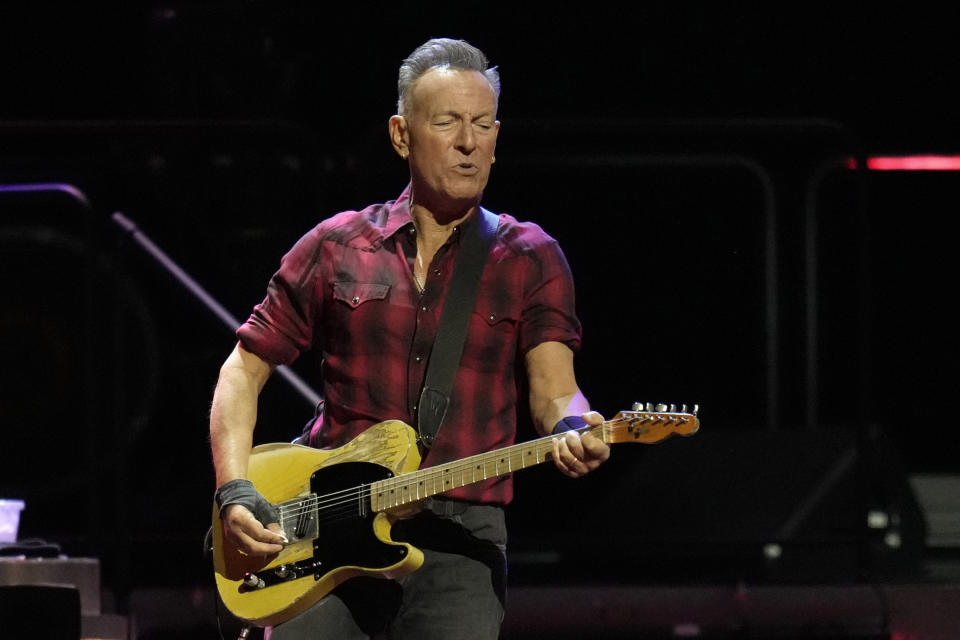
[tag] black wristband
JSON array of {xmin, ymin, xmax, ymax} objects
[
  {"xmin": 214, "ymin": 478, "xmax": 280, "ymax": 526},
  {"xmin": 215, "ymin": 478, "xmax": 254, "ymax": 509},
  {"xmin": 552, "ymin": 416, "xmax": 587, "ymax": 435}
]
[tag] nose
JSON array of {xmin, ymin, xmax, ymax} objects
[{"xmin": 455, "ymin": 123, "xmax": 476, "ymax": 155}]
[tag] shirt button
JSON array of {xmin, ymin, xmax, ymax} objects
[
  {"xmin": 422, "ymin": 306, "xmax": 428, "ymax": 312},
  {"xmin": 434, "ymin": 269, "xmax": 440, "ymax": 276},
  {"xmin": 352, "ymin": 296, "xmax": 360, "ymax": 304},
  {"xmin": 489, "ymin": 313, "xmax": 496, "ymax": 321},
  {"xmin": 415, "ymin": 355, "xmax": 422, "ymax": 362}
]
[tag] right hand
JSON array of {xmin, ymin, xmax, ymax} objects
[
  {"xmin": 216, "ymin": 477, "xmax": 288, "ymax": 555},
  {"xmin": 222, "ymin": 503, "xmax": 288, "ymax": 556}
]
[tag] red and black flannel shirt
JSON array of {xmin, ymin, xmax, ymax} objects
[{"xmin": 237, "ymin": 186, "xmax": 582, "ymax": 504}]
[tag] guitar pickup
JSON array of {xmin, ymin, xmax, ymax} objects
[{"xmin": 276, "ymin": 494, "xmax": 319, "ymax": 543}]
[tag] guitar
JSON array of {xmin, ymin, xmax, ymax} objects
[{"xmin": 212, "ymin": 404, "xmax": 699, "ymax": 626}]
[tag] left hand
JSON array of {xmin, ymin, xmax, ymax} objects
[{"xmin": 551, "ymin": 411, "xmax": 610, "ymax": 478}]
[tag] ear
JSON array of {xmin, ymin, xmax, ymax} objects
[{"xmin": 389, "ymin": 115, "xmax": 409, "ymax": 159}]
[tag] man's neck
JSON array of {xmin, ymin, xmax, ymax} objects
[
  {"xmin": 411, "ymin": 203, "xmax": 474, "ymax": 248},
  {"xmin": 409, "ymin": 199, "xmax": 476, "ymax": 285}
]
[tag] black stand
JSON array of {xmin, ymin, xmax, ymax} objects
[{"xmin": 110, "ymin": 211, "xmax": 321, "ymax": 408}]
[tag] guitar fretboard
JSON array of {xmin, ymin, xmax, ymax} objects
[{"xmin": 369, "ymin": 423, "xmax": 604, "ymax": 511}]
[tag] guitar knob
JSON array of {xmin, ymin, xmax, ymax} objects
[{"xmin": 243, "ymin": 572, "xmax": 266, "ymax": 590}]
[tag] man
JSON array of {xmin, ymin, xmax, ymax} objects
[{"xmin": 210, "ymin": 38, "xmax": 610, "ymax": 639}]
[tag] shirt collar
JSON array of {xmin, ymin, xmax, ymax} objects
[
  {"xmin": 381, "ymin": 184, "xmax": 415, "ymax": 240},
  {"xmin": 382, "ymin": 184, "xmax": 484, "ymax": 246}
]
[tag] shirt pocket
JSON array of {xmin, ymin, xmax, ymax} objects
[
  {"xmin": 325, "ymin": 281, "xmax": 394, "ymax": 355},
  {"xmin": 463, "ymin": 300, "xmax": 520, "ymax": 372},
  {"xmin": 332, "ymin": 281, "xmax": 391, "ymax": 308}
]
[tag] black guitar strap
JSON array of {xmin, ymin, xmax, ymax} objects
[{"xmin": 417, "ymin": 207, "xmax": 499, "ymax": 448}]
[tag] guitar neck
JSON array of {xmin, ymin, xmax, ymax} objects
[
  {"xmin": 369, "ymin": 423, "xmax": 602, "ymax": 512},
  {"xmin": 369, "ymin": 407, "xmax": 699, "ymax": 512}
]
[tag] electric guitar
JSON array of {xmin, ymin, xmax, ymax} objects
[{"xmin": 212, "ymin": 403, "xmax": 700, "ymax": 626}]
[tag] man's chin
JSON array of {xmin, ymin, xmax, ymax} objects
[{"xmin": 416, "ymin": 184, "xmax": 484, "ymax": 216}]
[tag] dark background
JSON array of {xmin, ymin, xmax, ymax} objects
[{"xmin": 1, "ymin": 3, "xmax": 957, "ymax": 634}]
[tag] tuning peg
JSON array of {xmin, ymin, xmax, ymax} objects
[
  {"xmin": 670, "ymin": 404, "xmax": 677, "ymax": 413},
  {"xmin": 646, "ymin": 402, "xmax": 654, "ymax": 412},
  {"xmin": 693, "ymin": 404, "xmax": 700, "ymax": 416},
  {"xmin": 681, "ymin": 404, "xmax": 688, "ymax": 413},
  {"xmin": 632, "ymin": 402, "xmax": 643, "ymax": 412},
  {"xmin": 655, "ymin": 403, "xmax": 667, "ymax": 412}
]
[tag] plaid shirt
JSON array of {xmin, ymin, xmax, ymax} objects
[{"xmin": 237, "ymin": 186, "xmax": 581, "ymax": 504}]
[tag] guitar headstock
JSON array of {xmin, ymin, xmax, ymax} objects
[{"xmin": 603, "ymin": 402, "xmax": 700, "ymax": 444}]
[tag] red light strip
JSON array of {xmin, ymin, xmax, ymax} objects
[{"xmin": 847, "ymin": 155, "xmax": 960, "ymax": 171}]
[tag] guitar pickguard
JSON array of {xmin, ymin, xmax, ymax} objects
[
  {"xmin": 309, "ymin": 462, "xmax": 410, "ymax": 570},
  {"xmin": 240, "ymin": 462, "xmax": 411, "ymax": 593}
]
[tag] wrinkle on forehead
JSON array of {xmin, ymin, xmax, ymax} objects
[{"xmin": 407, "ymin": 68, "xmax": 498, "ymax": 119}]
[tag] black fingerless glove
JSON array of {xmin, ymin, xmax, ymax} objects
[
  {"xmin": 552, "ymin": 416, "xmax": 587, "ymax": 435},
  {"xmin": 214, "ymin": 478, "xmax": 280, "ymax": 526}
]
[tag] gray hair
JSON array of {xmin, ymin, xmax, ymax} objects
[{"xmin": 397, "ymin": 38, "xmax": 500, "ymax": 115}]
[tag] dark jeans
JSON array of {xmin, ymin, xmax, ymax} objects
[{"xmin": 266, "ymin": 499, "xmax": 507, "ymax": 640}]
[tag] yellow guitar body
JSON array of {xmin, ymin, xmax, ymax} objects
[{"xmin": 212, "ymin": 420, "xmax": 424, "ymax": 627}]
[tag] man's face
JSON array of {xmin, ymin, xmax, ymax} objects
[{"xmin": 401, "ymin": 68, "xmax": 499, "ymax": 211}]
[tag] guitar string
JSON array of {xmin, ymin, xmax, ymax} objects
[
  {"xmin": 274, "ymin": 441, "xmax": 552, "ymax": 519},
  {"xmin": 274, "ymin": 414, "xmax": 693, "ymax": 525},
  {"xmin": 278, "ymin": 440, "xmax": 547, "ymax": 520},
  {"xmin": 271, "ymin": 419, "xmax": 642, "ymax": 524},
  {"xmin": 272, "ymin": 415, "xmax": 694, "ymax": 531},
  {"xmin": 271, "ymin": 425, "xmax": 589, "ymax": 522},
  {"xmin": 274, "ymin": 441, "xmax": 558, "ymax": 525},
  {"xmin": 272, "ymin": 415, "xmax": 688, "ymax": 523}
]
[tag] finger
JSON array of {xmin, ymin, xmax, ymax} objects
[
  {"xmin": 266, "ymin": 522, "xmax": 290, "ymax": 544},
  {"xmin": 553, "ymin": 435, "xmax": 586, "ymax": 478},
  {"xmin": 581, "ymin": 410, "xmax": 605, "ymax": 426},
  {"xmin": 580, "ymin": 432, "xmax": 611, "ymax": 462},
  {"xmin": 223, "ymin": 517, "xmax": 283, "ymax": 555},
  {"xmin": 237, "ymin": 518, "xmax": 286, "ymax": 551},
  {"xmin": 552, "ymin": 437, "xmax": 575, "ymax": 477},
  {"xmin": 226, "ymin": 505, "xmax": 287, "ymax": 546},
  {"xmin": 563, "ymin": 431, "xmax": 585, "ymax": 457},
  {"xmin": 233, "ymin": 528, "xmax": 285, "ymax": 556},
  {"xmin": 239, "ymin": 514, "xmax": 287, "ymax": 545}
]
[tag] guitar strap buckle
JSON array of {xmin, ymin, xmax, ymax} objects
[{"xmin": 417, "ymin": 385, "xmax": 450, "ymax": 448}]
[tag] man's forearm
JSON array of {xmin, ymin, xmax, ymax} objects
[
  {"xmin": 531, "ymin": 390, "xmax": 591, "ymax": 437},
  {"xmin": 210, "ymin": 344, "xmax": 272, "ymax": 486},
  {"xmin": 525, "ymin": 342, "xmax": 591, "ymax": 437}
]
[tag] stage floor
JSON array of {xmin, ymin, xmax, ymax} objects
[{"xmin": 122, "ymin": 580, "xmax": 960, "ymax": 640}]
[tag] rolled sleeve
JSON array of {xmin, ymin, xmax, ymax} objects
[
  {"xmin": 519, "ymin": 237, "xmax": 582, "ymax": 354},
  {"xmin": 236, "ymin": 227, "xmax": 324, "ymax": 366}
]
